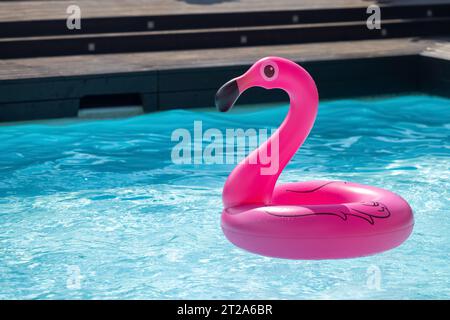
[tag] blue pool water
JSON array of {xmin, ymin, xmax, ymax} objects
[{"xmin": 0, "ymin": 95, "xmax": 449, "ymax": 299}]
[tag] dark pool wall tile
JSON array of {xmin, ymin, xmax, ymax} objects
[
  {"xmin": 158, "ymin": 87, "xmax": 288, "ymax": 111},
  {"xmin": 140, "ymin": 93, "xmax": 158, "ymax": 112},
  {"xmin": 158, "ymin": 66, "xmax": 247, "ymax": 93},
  {"xmin": 0, "ymin": 79, "xmax": 80, "ymax": 104},
  {"xmin": 419, "ymin": 56, "xmax": 450, "ymax": 98},
  {"xmin": 157, "ymin": 55, "xmax": 421, "ymax": 109},
  {"xmin": 0, "ymin": 99, "xmax": 79, "ymax": 122},
  {"xmin": 0, "ymin": 73, "xmax": 157, "ymax": 104},
  {"xmin": 0, "ymin": 72, "xmax": 158, "ymax": 122}
]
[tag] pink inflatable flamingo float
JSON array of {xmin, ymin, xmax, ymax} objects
[{"xmin": 215, "ymin": 57, "xmax": 414, "ymax": 259}]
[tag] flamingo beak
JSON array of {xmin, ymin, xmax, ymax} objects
[{"xmin": 215, "ymin": 79, "xmax": 240, "ymax": 112}]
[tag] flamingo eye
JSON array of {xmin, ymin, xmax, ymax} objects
[
  {"xmin": 260, "ymin": 62, "xmax": 278, "ymax": 81},
  {"xmin": 264, "ymin": 65, "xmax": 275, "ymax": 78}
]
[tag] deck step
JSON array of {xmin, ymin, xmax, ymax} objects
[
  {"xmin": 1, "ymin": 2, "xmax": 449, "ymax": 59},
  {"xmin": 0, "ymin": 3, "xmax": 449, "ymax": 38},
  {"xmin": 0, "ymin": 18, "xmax": 450, "ymax": 59},
  {"xmin": 1, "ymin": 17, "xmax": 450, "ymax": 59},
  {"xmin": 2, "ymin": 38, "xmax": 450, "ymax": 122}
]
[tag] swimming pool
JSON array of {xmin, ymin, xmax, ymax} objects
[{"xmin": 0, "ymin": 95, "xmax": 449, "ymax": 299}]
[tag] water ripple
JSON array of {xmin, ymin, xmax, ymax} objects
[{"xmin": 0, "ymin": 94, "xmax": 449, "ymax": 299}]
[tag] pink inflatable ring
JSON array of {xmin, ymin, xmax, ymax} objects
[{"xmin": 215, "ymin": 57, "xmax": 414, "ymax": 259}]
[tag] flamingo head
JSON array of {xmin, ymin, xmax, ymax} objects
[{"xmin": 215, "ymin": 56, "xmax": 305, "ymax": 112}]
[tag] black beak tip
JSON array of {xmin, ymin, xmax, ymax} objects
[
  {"xmin": 215, "ymin": 79, "xmax": 239, "ymax": 112},
  {"xmin": 216, "ymin": 102, "xmax": 230, "ymax": 113}
]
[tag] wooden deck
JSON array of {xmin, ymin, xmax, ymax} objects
[
  {"xmin": 1, "ymin": 37, "xmax": 449, "ymax": 122},
  {"xmin": 0, "ymin": 0, "xmax": 449, "ymax": 122},
  {"xmin": 0, "ymin": 38, "xmax": 436, "ymax": 80},
  {"xmin": 1, "ymin": 0, "xmax": 450, "ymax": 55},
  {"xmin": 2, "ymin": 0, "xmax": 449, "ymax": 22}
]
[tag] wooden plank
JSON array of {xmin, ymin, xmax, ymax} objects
[
  {"xmin": 0, "ymin": 38, "xmax": 434, "ymax": 81},
  {"xmin": 1, "ymin": 17, "xmax": 450, "ymax": 59},
  {"xmin": 2, "ymin": 3, "xmax": 450, "ymax": 38},
  {"xmin": 421, "ymin": 40, "xmax": 450, "ymax": 61},
  {"xmin": 3, "ymin": 0, "xmax": 449, "ymax": 22}
]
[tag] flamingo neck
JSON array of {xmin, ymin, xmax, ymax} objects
[{"xmin": 222, "ymin": 72, "xmax": 318, "ymax": 209}]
